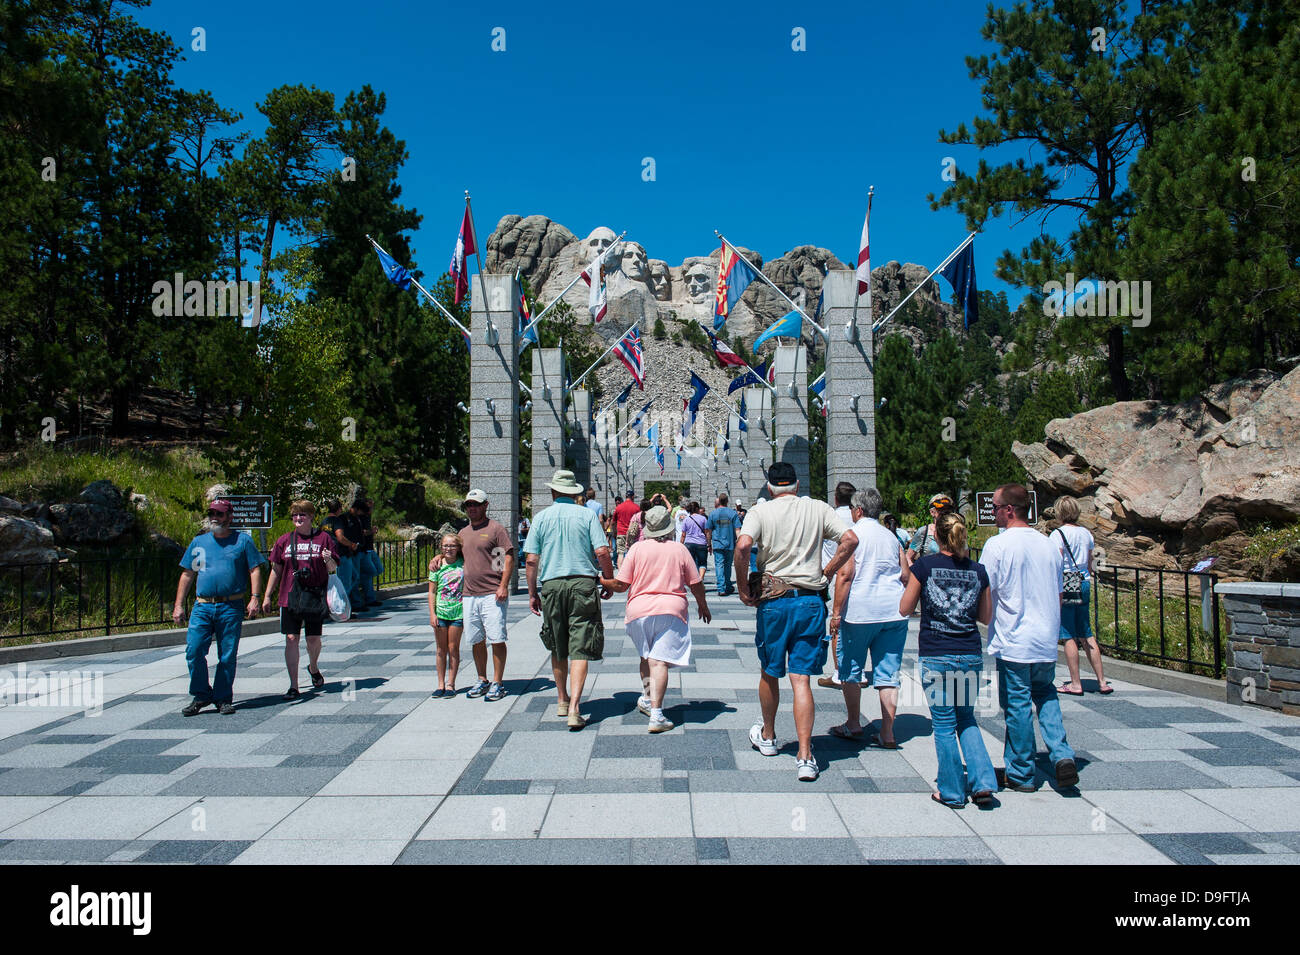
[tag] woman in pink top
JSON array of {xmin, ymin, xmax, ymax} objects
[{"xmin": 601, "ymin": 505, "xmax": 711, "ymax": 733}]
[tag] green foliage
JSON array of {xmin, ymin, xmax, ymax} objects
[
  {"xmin": 653, "ymin": 317, "xmax": 667, "ymax": 340},
  {"xmin": 643, "ymin": 480, "xmax": 690, "ymax": 502}
]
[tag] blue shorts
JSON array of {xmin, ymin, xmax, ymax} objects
[
  {"xmin": 436, "ymin": 617, "xmax": 462, "ymax": 630},
  {"xmin": 837, "ymin": 619, "xmax": 908, "ymax": 686},
  {"xmin": 755, "ymin": 594, "xmax": 828, "ymax": 678},
  {"xmin": 1059, "ymin": 579, "xmax": 1093, "ymax": 641}
]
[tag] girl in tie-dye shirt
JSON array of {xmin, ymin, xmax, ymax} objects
[{"xmin": 428, "ymin": 535, "xmax": 464, "ymax": 697}]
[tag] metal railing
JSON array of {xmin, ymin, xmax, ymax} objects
[{"xmin": 0, "ymin": 538, "xmax": 438, "ymax": 644}]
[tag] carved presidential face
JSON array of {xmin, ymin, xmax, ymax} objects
[
  {"xmin": 685, "ymin": 263, "xmax": 713, "ymax": 303},
  {"xmin": 619, "ymin": 243, "xmax": 648, "ymax": 281},
  {"xmin": 648, "ymin": 261, "xmax": 672, "ymax": 301},
  {"xmin": 582, "ymin": 227, "xmax": 616, "ymax": 265}
]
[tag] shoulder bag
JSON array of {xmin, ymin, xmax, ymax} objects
[{"xmin": 1056, "ymin": 529, "xmax": 1085, "ymax": 606}]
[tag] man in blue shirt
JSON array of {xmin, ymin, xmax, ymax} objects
[
  {"xmin": 707, "ymin": 492, "xmax": 740, "ymax": 595},
  {"xmin": 524, "ymin": 470, "xmax": 614, "ymax": 730},
  {"xmin": 173, "ymin": 499, "xmax": 267, "ymax": 716}
]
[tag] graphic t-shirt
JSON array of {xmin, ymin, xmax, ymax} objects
[
  {"xmin": 615, "ymin": 539, "xmax": 701, "ymax": 624},
  {"xmin": 910, "ymin": 553, "xmax": 989, "ymax": 656},
  {"xmin": 179, "ymin": 531, "xmax": 266, "ymax": 598},
  {"xmin": 707, "ymin": 507, "xmax": 738, "ymax": 551},
  {"xmin": 615, "ymin": 500, "xmax": 641, "ymax": 536},
  {"xmin": 458, "ymin": 519, "xmax": 514, "ymax": 596},
  {"xmin": 269, "ymin": 531, "xmax": 339, "ymax": 609},
  {"xmin": 429, "ymin": 558, "xmax": 464, "ymax": 621}
]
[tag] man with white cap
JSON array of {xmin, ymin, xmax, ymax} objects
[
  {"xmin": 431, "ymin": 488, "xmax": 515, "ymax": 701},
  {"xmin": 524, "ymin": 469, "xmax": 615, "ymax": 730}
]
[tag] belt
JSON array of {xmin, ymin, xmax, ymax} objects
[
  {"xmin": 195, "ymin": 595, "xmax": 243, "ymax": 604},
  {"xmin": 770, "ymin": 587, "xmax": 827, "ymax": 600}
]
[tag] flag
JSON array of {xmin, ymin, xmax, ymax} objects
[
  {"xmin": 612, "ymin": 325, "xmax": 644, "ymax": 388},
  {"xmin": 450, "ymin": 204, "xmax": 476, "ymax": 304},
  {"xmin": 580, "ymin": 260, "xmax": 607, "ymax": 323},
  {"xmin": 753, "ymin": 310, "xmax": 802, "ymax": 350},
  {"xmin": 809, "ymin": 374, "xmax": 825, "ymax": 398},
  {"xmin": 706, "ymin": 329, "xmax": 747, "ymax": 368},
  {"xmin": 684, "ymin": 371, "xmax": 709, "ymax": 436},
  {"xmin": 939, "ymin": 239, "xmax": 978, "ymax": 327},
  {"xmin": 615, "ymin": 381, "xmax": 634, "ymax": 406},
  {"xmin": 728, "ymin": 360, "xmax": 768, "ymax": 394},
  {"xmin": 460, "ymin": 328, "xmax": 471, "ymax": 352},
  {"xmin": 713, "ymin": 241, "xmax": 760, "ymax": 331},
  {"xmin": 516, "ymin": 272, "xmax": 538, "ymax": 354},
  {"xmin": 856, "ymin": 193, "xmax": 873, "ymax": 297},
  {"xmin": 373, "ymin": 244, "xmax": 411, "ymax": 290},
  {"xmin": 648, "ymin": 423, "xmax": 664, "ymax": 474},
  {"xmin": 631, "ymin": 400, "xmax": 652, "ymax": 437},
  {"xmin": 676, "ymin": 449, "xmax": 682, "ymax": 469},
  {"xmin": 738, "ymin": 393, "xmax": 748, "ymax": 432}
]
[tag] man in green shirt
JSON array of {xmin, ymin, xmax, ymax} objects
[{"xmin": 524, "ymin": 470, "xmax": 614, "ymax": 730}]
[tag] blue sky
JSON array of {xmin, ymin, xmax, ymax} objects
[{"xmin": 137, "ymin": 0, "xmax": 1065, "ymax": 307}]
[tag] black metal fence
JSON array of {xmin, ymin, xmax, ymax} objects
[{"xmin": 0, "ymin": 539, "xmax": 437, "ymax": 643}]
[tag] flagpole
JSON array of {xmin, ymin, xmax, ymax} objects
[
  {"xmin": 687, "ymin": 315, "xmax": 777, "ymax": 395},
  {"xmin": 850, "ymin": 186, "xmax": 873, "ymax": 338},
  {"xmin": 614, "ymin": 397, "xmax": 657, "ymax": 444},
  {"xmin": 872, "ymin": 232, "xmax": 975, "ymax": 334},
  {"xmin": 366, "ymin": 234, "xmax": 472, "ymax": 340},
  {"xmin": 518, "ymin": 232, "xmax": 627, "ymax": 342},
  {"xmin": 714, "ymin": 231, "xmax": 828, "ymax": 339}
]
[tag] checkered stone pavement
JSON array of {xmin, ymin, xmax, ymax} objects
[{"xmin": 2, "ymin": 587, "xmax": 1299, "ymax": 864}]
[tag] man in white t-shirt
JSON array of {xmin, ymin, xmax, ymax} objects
[
  {"xmin": 735, "ymin": 463, "xmax": 858, "ymax": 782},
  {"xmin": 980, "ymin": 483, "xmax": 1078, "ymax": 792},
  {"xmin": 818, "ymin": 482, "xmax": 857, "ymax": 690}
]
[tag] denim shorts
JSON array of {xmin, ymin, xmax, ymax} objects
[
  {"xmin": 755, "ymin": 594, "xmax": 828, "ymax": 678},
  {"xmin": 1059, "ymin": 579, "xmax": 1093, "ymax": 641},
  {"xmin": 837, "ymin": 619, "xmax": 908, "ymax": 686},
  {"xmin": 435, "ymin": 617, "xmax": 461, "ymax": 629}
]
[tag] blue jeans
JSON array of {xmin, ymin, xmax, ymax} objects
[
  {"xmin": 996, "ymin": 659, "xmax": 1075, "ymax": 785},
  {"xmin": 186, "ymin": 601, "xmax": 243, "ymax": 703},
  {"xmin": 921, "ymin": 654, "xmax": 997, "ymax": 804},
  {"xmin": 358, "ymin": 552, "xmax": 378, "ymax": 604},
  {"xmin": 336, "ymin": 555, "xmax": 356, "ymax": 600},
  {"xmin": 712, "ymin": 548, "xmax": 733, "ymax": 594},
  {"xmin": 1059, "ymin": 578, "xmax": 1093, "ymax": 641}
]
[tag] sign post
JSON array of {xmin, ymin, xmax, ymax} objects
[{"xmin": 225, "ymin": 495, "xmax": 274, "ymax": 530}]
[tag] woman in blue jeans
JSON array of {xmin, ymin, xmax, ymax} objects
[{"xmin": 899, "ymin": 511, "xmax": 997, "ymax": 809}]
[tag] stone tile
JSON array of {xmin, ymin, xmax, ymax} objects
[
  {"xmin": 541, "ymin": 793, "xmax": 692, "ymax": 838},
  {"xmin": 262, "ymin": 795, "xmax": 438, "ymax": 841},
  {"xmin": 1186, "ymin": 787, "xmax": 1300, "ymax": 831},
  {"xmin": 0, "ymin": 768, "xmax": 106, "ymax": 796},
  {"xmin": 0, "ymin": 796, "xmax": 68, "ymax": 831},
  {"xmin": 138, "ymin": 796, "xmax": 307, "ymax": 840},
  {"xmin": 230, "ymin": 838, "xmax": 409, "ymax": 865},
  {"xmin": 1205, "ymin": 852, "xmax": 1300, "ymax": 864},
  {"xmin": 317, "ymin": 759, "xmax": 468, "ymax": 796},
  {"xmin": 395, "ymin": 838, "xmax": 631, "ymax": 865},
  {"xmin": 723, "ymin": 837, "xmax": 865, "ymax": 864},
  {"xmin": 631, "ymin": 837, "xmax": 697, "ymax": 864},
  {"xmin": 1084, "ymin": 790, "xmax": 1252, "ymax": 834},
  {"xmin": 552, "ymin": 778, "xmax": 664, "ymax": 794},
  {"xmin": 959, "ymin": 790, "xmax": 1126, "ymax": 837},
  {"xmin": 1075, "ymin": 760, "xmax": 1225, "ymax": 790},
  {"xmin": 159, "ymin": 767, "xmax": 341, "ymax": 797},
  {"xmin": 0, "ymin": 796, "xmax": 197, "ymax": 840},
  {"xmin": 831, "ymin": 793, "xmax": 976, "ymax": 837},
  {"xmin": 585, "ymin": 758, "xmax": 663, "ymax": 778},
  {"xmin": 485, "ymin": 731, "xmax": 596, "ymax": 780},
  {"xmin": 0, "ymin": 839, "xmax": 127, "ymax": 862},
  {"xmin": 80, "ymin": 774, "xmax": 182, "ymax": 796},
  {"xmin": 1164, "ymin": 763, "xmax": 1300, "ymax": 788},
  {"xmin": 856, "ymin": 836, "xmax": 998, "ymax": 861},
  {"xmin": 1097, "ymin": 728, "xmax": 1218, "ymax": 750},
  {"xmin": 356, "ymin": 730, "xmax": 488, "ymax": 762},
  {"xmin": 1187, "ymin": 732, "xmax": 1300, "ymax": 767},
  {"xmin": 252, "ymin": 722, "xmax": 386, "ymax": 756},
  {"xmin": 416, "ymin": 794, "xmax": 550, "ymax": 840},
  {"xmin": 692, "ymin": 793, "xmax": 848, "ymax": 838},
  {"xmin": 983, "ymin": 833, "xmax": 1176, "ymax": 864}
]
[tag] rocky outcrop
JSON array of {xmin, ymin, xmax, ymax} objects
[
  {"xmin": 0, "ymin": 516, "xmax": 58, "ymax": 565},
  {"xmin": 1017, "ymin": 367, "xmax": 1300, "ymax": 577},
  {"xmin": 484, "ymin": 214, "xmax": 578, "ymax": 293}
]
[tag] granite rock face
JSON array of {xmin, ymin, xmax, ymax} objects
[{"xmin": 0, "ymin": 516, "xmax": 58, "ymax": 565}]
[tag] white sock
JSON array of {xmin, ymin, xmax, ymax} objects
[{"xmin": 651, "ymin": 707, "xmax": 665, "ymax": 720}]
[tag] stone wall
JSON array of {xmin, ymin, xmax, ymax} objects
[{"xmin": 1218, "ymin": 582, "xmax": 1300, "ymax": 715}]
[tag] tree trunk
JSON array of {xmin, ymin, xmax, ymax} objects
[
  {"xmin": 1108, "ymin": 326, "xmax": 1130, "ymax": 401},
  {"xmin": 110, "ymin": 385, "xmax": 131, "ymax": 437}
]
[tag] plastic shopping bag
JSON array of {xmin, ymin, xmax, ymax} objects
[{"xmin": 327, "ymin": 572, "xmax": 351, "ymax": 622}]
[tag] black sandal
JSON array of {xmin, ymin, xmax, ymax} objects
[
  {"xmin": 309, "ymin": 667, "xmax": 325, "ymax": 689},
  {"xmin": 284, "ymin": 687, "xmax": 300, "ymax": 701}
]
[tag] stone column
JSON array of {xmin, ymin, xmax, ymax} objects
[
  {"xmin": 591, "ymin": 399, "xmax": 614, "ymax": 510},
  {"xmin": 567, "ymin": 388, "xmax": 592, "ymax": 493},
  {"xmin": 1218, "ymin": 582, "xmax": 1300, "ymax": 714},
  {"xmin": 772, "ymin": 344, "xmax": 809, "ymax": 491},
  {"xmin": 728, "ymin": 407, "xmax": 749, "ymax": 505},
  {"xmin": 744, "ymin": 385, "xmax": 772, "ymax": 498},
  {"xmin": 822, "ymin": 269, "xmax": 877, "ymax": 501},
  {"xmin": 530, "ymin": 348, "xmax": 566, "ymax": 520},
  {"xmin": 469, "ymin": 274, "xmax": 520, "ymax": 557}
]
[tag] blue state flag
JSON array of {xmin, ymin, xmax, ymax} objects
[
  {"xmin": 752, "ymin": 311, "xmax": 802, "ymax": 350},
  {"xmin": 939, "ymin": 240, "xmax": 978, "ymax": 328},
  {"xmin": 616, "ymin": 382, "xmax": 634, "ymax": 405},
  {"xmin": 373, "ymin": 245, "xmax": 412, "ymax": 290},
  {"xmin": 728, "ymin": 360, "xmax": 768, "ymax": 395},
  {"xmin": 738, "ymin": 393, "xmax": 748, "ymax": 432}
]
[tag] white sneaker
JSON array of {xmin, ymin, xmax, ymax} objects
[
  {"xmin": 637, "ymin": 695, "xmax": 653, "ymax": 716},
  {"xmin": 749, "ymin": 723, "xmax": 778, "ymax": 756},
  {"xmin": 797, "ymin": 755, "xmax": 820, "ymax": 782},
  {"xmin": 648, "ymin": 714, "xmax": 674, "ymax": 733}
]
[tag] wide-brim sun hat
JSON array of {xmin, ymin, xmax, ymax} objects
[
  {"xmin": 642, "ymin": 506, "xmax": 675, "ymax": 539},
  {"xmin": 547, "ymin": 469, "xmax": 584, "ymax": 496}
]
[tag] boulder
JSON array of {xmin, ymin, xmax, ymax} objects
[
  {"xmin": 0, "ymin": 496, "xmax": 22, "ymax": 514},
  {"xmin": 0, "ymin": 516, "xmax": 58, "ymax": 565},
  {"xmin": 80, "ymin": 479, "xmax": 125, "ymax": 510},
  {"xmin": 401, "ymin": 524, "xmax": 441, "ymax": 549},
  {"xmin": 484, "ymin": 214, "xmax": 578, "ymax": 293},
  {"xmin": 205, "ymin": 483, "xmax": 231, "ymax": 504},
  {"xmin": 148, "ymin": 532, "xmax": 183, "ymax": 557},
  {"xmin": 47, "ymin": 502, "xmax": 134, "ymax": 544},
  {"xmin": 129, "ymin": 492, "xmax": 149, "ymax": 509}
]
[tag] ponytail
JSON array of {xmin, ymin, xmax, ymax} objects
[{"xmin": 935, "ymin": 511, "xmax": 968, "ymax": 560}]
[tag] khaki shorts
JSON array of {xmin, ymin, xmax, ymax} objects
[{"xmin": 539, "ymin": 576, "xmax": 604, "ymax": 661}]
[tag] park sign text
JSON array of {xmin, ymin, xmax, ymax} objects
[
  {"xmin": 976, "ymin": 491, "xmax": 1037, "ymax": 526},
  {"xmin": 225, "ymin": 495, "xmax": 273, "ymax": 529}
]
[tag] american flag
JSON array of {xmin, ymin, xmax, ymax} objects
[{"xmin": 613, "ymin": 325, "xmax": 645, "ymax": 389}]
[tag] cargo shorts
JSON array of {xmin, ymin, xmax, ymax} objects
[{"xmin": 539, "ymin": 576, "xmax": 605, "ymax": 661}]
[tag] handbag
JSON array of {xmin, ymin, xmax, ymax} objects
[
  {"xmin": 287, "ymin": 531, "xmax": 329, "ymax": 618},
  {"xmin": 1056, "ymin": 529, "xmax": 1085, "ymax": 606}
]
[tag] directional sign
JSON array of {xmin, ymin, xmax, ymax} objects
[
  {"xmin": 976, "ymin": 491, "xmax": 1037, "ymax": 526},
  {"xmin": 225, "ymin": 495, "xmax": 274, "ymax": 529}
]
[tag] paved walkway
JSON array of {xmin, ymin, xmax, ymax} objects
[{"xmin": 1, "ymin": 589, "xmax": 1299, "ymax": 864}]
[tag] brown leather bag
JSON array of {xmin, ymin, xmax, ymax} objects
[{"xmin": 748, "ymin": 572, "xmax": 793, "ymax": 602}]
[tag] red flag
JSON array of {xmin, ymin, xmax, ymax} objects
[
  {"xmin": 706, "ymin": 329, "xmax": 748, "ymax": 368},
  {"xmin": 451, "ymin": 204, "xmax": 477, "ymax": 304},
  {"xmin": 856, "ymin": 192, "xmax": 873, "ymax": 301}
]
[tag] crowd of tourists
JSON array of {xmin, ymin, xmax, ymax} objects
[{"xmin": 172, "ymin": 463, "xmax": 1099, "ymax": 807}]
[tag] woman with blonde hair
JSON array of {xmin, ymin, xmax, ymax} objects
[
  {"xmin": 900, "ymin": 510, "xmax": 997, "ymax": 808},
  {"xmin": 1054, "ymin": 497, "xmax": 1112, "ymax": 694}
]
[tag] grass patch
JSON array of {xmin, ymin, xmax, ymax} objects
[{"xmin": 1088, "ymin": 569, "xmax": 1226, "ymax": 677}]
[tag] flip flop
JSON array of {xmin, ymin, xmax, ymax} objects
[
  {"xmin": 870, "ymin": 738, "xmax": 899, "ymax": 749},
  {"xmin": 829, "ymin": 723, "xmax": 864, "ymax": 740},
  {"xmin": 931, "ymin": 792, "xmax": 964, "ymax": 809},
  {"xmin": 1057, "ymin": 683, "xmax": 1084, "ymax": 696},
  {"xmin": 1097, "ymin": 684, "xmax": 1115, "ymax": 695}
]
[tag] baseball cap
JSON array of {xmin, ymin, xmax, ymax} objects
[
  {"xmin": 464, "ymin": 489, "xmax": 488, "ymax": 504},
  {"xmin": 928, "ymin": 493, "xmax": 954, "ymax": 510},
  {"xmin": 767, "ymin": 462, "xmax": 798, "ymax": 487},
  {"xmin": 208, "ymin": 500, "xmax": 232, "ymax": 515}
]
